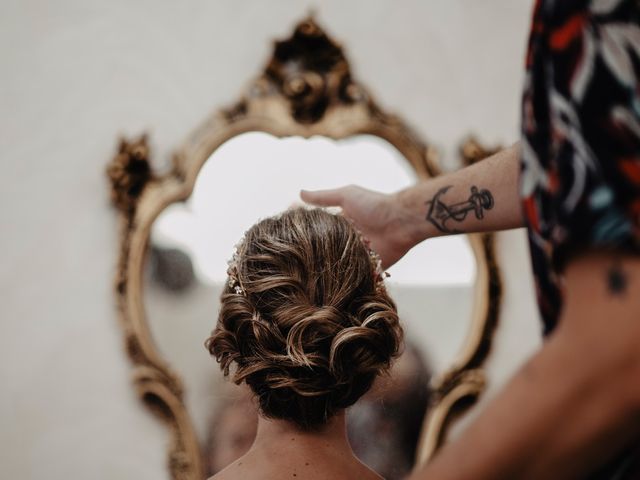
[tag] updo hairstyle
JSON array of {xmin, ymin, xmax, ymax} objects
[{"xmin": 206, "ymin": 208, "xmax": 403, "ymax": 430}]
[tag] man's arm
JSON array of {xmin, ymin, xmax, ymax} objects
[
  {"xmin": 411, "ymin": 253, "xmax": 640, "ymax": 479},
  {"xmin": 301, "ymin": 142, "xmax": 524, "ymax": 268}
]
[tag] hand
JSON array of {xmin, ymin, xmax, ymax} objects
[{"xmin": 300, "ymin": 185, "xmax": 418, "ymax": 269}]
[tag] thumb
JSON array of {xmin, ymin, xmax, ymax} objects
[{"xmin": 300, "ymin": 188, "xmax": 346, "ymax": 207}]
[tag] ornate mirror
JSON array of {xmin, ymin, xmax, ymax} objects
[{"xmin": 107, "ymin": 18, "xmax": 501, "ymax": 480}]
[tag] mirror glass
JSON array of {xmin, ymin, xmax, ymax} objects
[{"xmin": 144, "ymin": 132, "xmax": 476, "ymax": 476}]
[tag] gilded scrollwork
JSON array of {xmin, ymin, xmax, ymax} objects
[
  {"xmin": 107, "ymin": 135, "xmax": 154, "ymax": 219},
  {"xmin": 265, "ymin": 18, "xmax": 355, "ymax": 124}
]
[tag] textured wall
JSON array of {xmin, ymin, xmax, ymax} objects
[{"xmin": 0, "ymin": 0, "xmax": 538, "ymax": 478}]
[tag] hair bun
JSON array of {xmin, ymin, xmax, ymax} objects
[{"xmin": 207, "ymin": 208, "xmax": 403, "ymax": 430}]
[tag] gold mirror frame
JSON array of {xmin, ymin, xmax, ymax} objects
[{"xmin": 107, "ymin": 18, "xmax": 501, "ymax": 480}]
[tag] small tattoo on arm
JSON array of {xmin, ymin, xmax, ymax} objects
[
  {"xmin": 425, "ymin": 185, "xmax": 494, "ymax": 234},
  {"xmin": 607, "ymin": 261, "xmax": 628, "ymax": 296}
]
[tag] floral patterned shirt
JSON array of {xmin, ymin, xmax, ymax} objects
[{"xmin": 521, "ymin": 0, "xmax": 640, "ymax": 477}]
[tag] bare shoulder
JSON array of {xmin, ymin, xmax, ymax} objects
[
  {"xmin": 208, "ymin": 453, "xmax": 383, "ymax": 480},
  {"xmin": 207, "ymin": 456, "xmax": 252, "ymax": 480}
]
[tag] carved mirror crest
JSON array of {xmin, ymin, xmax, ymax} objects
[{"xmin": 107, "ymin": 17, "xmax": 501, "ymax": 480}]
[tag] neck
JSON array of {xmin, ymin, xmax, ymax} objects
[{"xmin": 252, "ymin": 411, "xmax": 352, "ymax": 454}]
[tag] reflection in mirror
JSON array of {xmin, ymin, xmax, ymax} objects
[{"xmin": 144, "ymin": 132, "xmax": 476, "ymax": 477}]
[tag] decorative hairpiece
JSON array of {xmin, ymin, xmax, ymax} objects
[
  {"xmin": 225, "ymin": 231, "xmax": 389, "ymax": 296},
  {"xmin": 359, "ymin": 233, "xmax": 390, "ymax": 288},
  {"xmin": 227, "ymin": 238, "xmax": 246, "ymax": 296}
]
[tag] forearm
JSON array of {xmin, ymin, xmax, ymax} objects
[
  {"xmin": 411, "ymin": 254, "xmax": 640, "ymax": 479},
  {"xmin": 395, "ymin": 142, "xmax": 524, "ymax": 244}
]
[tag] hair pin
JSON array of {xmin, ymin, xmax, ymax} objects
[{"xmin": 227, "ymin": 239, "xmax": 246, "ymax": 296}]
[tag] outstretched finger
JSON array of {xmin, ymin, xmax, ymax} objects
[{"xmin": 299, "ymin": 188, "xmax": 345, "ymax": 207}]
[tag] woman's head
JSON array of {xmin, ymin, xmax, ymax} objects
[{"xmin": 206, "ymin": 207, "xmax": 403, "ymax": 430}]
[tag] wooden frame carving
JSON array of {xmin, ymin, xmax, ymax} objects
[{"xmin": 107, "ymin": 17, "xmax": 501, "ymax": 480}]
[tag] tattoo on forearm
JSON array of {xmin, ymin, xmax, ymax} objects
[
  {"xmin": 425, "ymin": 185, "xmax": 494, "ymax": 234},
  {"xmin": 607, "ymin": 261, "xmax": 628, "ymax": 296}
]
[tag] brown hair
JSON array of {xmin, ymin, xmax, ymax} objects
[{"xmin": 206, "ymin": 208, "xmax": 403, "ymax": 430}]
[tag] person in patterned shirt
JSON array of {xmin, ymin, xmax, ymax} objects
[{"xmin": 302, "ymin": 0, "xmax": 640, "ymax": 477}]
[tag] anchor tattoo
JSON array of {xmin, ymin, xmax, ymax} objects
[{"xmin": 425, "ymin": 185, "xmax": 494, "ymax": 234}]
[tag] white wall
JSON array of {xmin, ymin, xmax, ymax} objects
[{"xmin": 0, "ymin": 1, "xmax": 539, "ymax": 478}]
